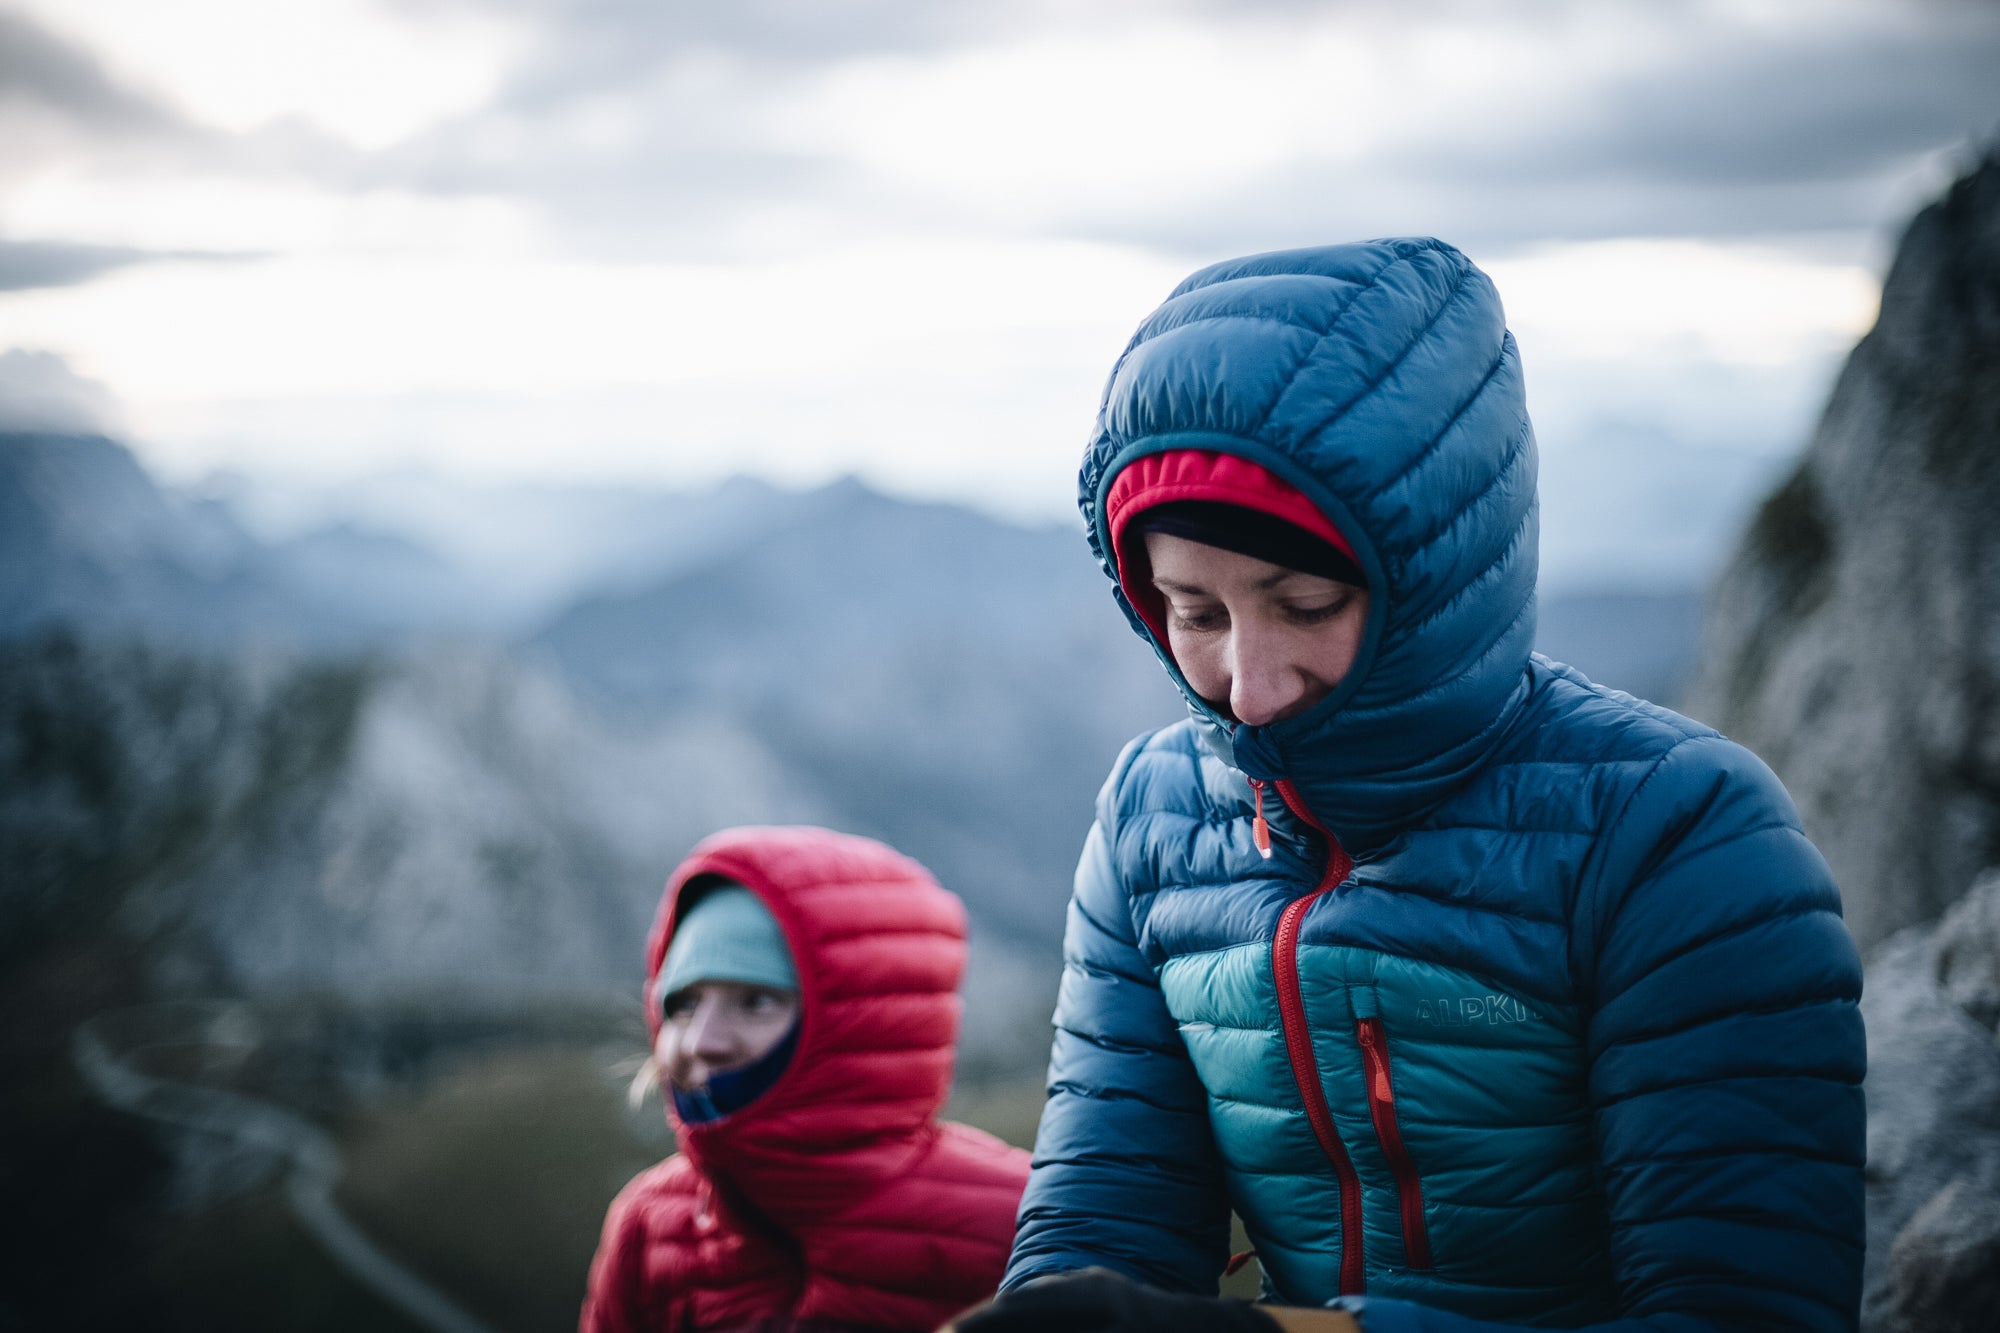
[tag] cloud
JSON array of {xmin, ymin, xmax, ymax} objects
[
  {"xmin": 357, "ymin": 0, "xmax": 1999, "ymax": 264},
  {"xmin": 355, "ymin": 87, "xmax": 855, "ymax": 260},
  {"xmin": 339, "ymin": 0, "xmax": 1006, "ymax": 258},
  {"xmin": 0, "ymin": 7, "xmax": 184, "ymax": 132},
  {"xmin": 1035, "ymin": 3, "xmax": 2000, "ymax": 259},
  {"xmin": 1075, "ymin": 158, "xmax": 1917, "ymax": 264},
  {"xmin": 0, "ymin": 348, "xmax": 124, "ymax": 435},
  {"xmin": 0, "ymin": 238, "xmax": 260, "ymax": 292},
  {"xmin": 463, "ymin": 0, "xmax": 1006, "ymax": 103},
  {"xmin": 7, "ymin": 0, "xmax": 1995, "ymax": 269},
  {"xmin": 0, "ymin": 6, "xmax": 214, "ymax": 202},
  {"xmin": 0, "ymin": 239, "xmax": 152, "ymax": 291},
  {"xmin": 1419, "ymin": 12, "xmax": 2000, "ymax": 189}
]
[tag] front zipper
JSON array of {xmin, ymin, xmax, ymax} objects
[
  {"xmin": 1357, "ymin": 1018, "xmax": 1434, "ymax": 1269},
  {"xmin": 1263, "ymin": 777, "xmax": 1366, "ymax": 1295}
]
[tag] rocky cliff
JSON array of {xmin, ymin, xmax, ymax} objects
[
  {"xmin": 1860, "ymin": 871, "xmax": 2000, "ymax": 1331},
  {"xmin": 1691, "ymin": 150, "xmax": 2000, "ymax": 1333},
  {"xmin": 1689, "ymin": 149, "xmax": 2000, "ymax": 951}
]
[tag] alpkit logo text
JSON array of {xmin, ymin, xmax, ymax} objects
[{"xmin": 1416, "ymin": 993, "xmax": 1539, "ymax": 1026}]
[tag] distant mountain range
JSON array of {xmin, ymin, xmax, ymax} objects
[
  {"xmin": 1534, "ymin": 585, "xmax": 1704, "ymax": 709},
  {"xmin": 198, "ymin": 466, "xmax": 831, "ymax": 632},
  {"xmin": 1, "ymin": 428, "xmax": 1707, "ymax": 1068},
  {"xmin": 0, "ymin": 431, "xmax": 478, "ymax": 646},
  {"xmin": 2, "ymin": 428, "xmax": 1710, "ymax": 693},
  {"xmin": 531, "ymin": 477, "xmax": 1182, "ymax": 946}
]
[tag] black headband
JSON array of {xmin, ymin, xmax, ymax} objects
[{"xmin": 1132, "ymin": 501, "xmax": 1364, "ymax": 587}]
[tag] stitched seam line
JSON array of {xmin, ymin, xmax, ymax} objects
[
  {"xmin": 1252, "ymin": 251, "xmax": 1471, "ymax": 439},
  {"xmin": 1400, "ymin": 413, "xmax": 1531, "ymax": 556},
  {"xmin": 1592, "ymin": 894, "xmax": 1836, "ymax": 997},
  {"xmin": 1376, "ymin": 341, "xmax": 1513, "ymax": 497},
  {"xmin": 1594, "ymin": 993, "xmax": 1862, "ymax": 1056},
  {"xmin": 1592, "ymin": 1069, "xmax": 1861, "ymax": 1111}
]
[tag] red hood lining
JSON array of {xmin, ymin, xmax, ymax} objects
[
  {"xmin": 1105, "ymin": 448, "xmax": 1360, "ymax": 649},
  {"xmin": 643, "ymin": 828, "xmax": 967, "ymax": 1174}
]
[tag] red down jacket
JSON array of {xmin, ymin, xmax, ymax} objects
[{"xmin": 581, "ymin": 826, "xmax": 1031, "ymax": 1333}]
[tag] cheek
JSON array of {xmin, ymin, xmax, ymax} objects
[
  {"xmin": 1164, "ymin": 628, "xmax": 1229, "ymax": 699},
  {"xmin": 656, "ymin": 1026, "xmax": 690, "ymax": 1081},
  {"xmin": 1315, "ymin": 611, "xmax": 1368, "ymax": 681},
  {"xmin": 745, "ymin": 1010, "xmax": 796, "ymax": 1061}
]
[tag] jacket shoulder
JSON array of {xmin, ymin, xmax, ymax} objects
[
  {"xmin": 1511, "ymin": 655, "xmax": 1720, "ymax": 767},
  {"xmin": 1520, "ymin": 660, "xmax": 1815, "ymax": 865},
  {"xmin": 836, "ymin": 1122, "xmax": 1028, "ymax": 1252},
  {"xmin": 792, "ymin": 1125, "xmax": 1028, "ymax": 1325},
  {"xmin": 599, "ymin": 1154, "xmax": 703, "ymax": 1241},
  {"xmin": 584, "ymin": 1155, "xmax": 798, "ymax": 1333},
  {"xmin": 582, "ymin": 1157, "xmax": 699, "ymax": 1333},
  {"xmin": 1491, "ymin": 657, "xmax": 1806, "ymax": 855},
  {"xmin": 1101, "ymin": 719, "xmax": 1235, "ymax": 826},
  {"xmin": 926, "ymin": 1119, "xmax": 1034, "ymax": 1191},
  {"xmin": 1516, "ymin": 660, "xmax": 1856, "ymax": 1001}
]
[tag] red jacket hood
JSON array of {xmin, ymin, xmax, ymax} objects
[{"xmin": 644, "ymin": 825, "xmax": 969, "ymax": 1220}]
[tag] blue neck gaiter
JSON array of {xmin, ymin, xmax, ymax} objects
[{"xmin": 670, "ymin": 1020, "xmax": 801, "ymax": 1125}]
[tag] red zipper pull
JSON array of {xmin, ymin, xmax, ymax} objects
[
  {"xmin": 1249, "ymin": 779, "xmax": 1273, "ymax": 859},
  {"xmin": 1359, "ymin": 1021, "xmax": 1394, "ymax": 1103}
]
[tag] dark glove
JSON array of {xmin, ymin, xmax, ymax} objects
[{"xmin": 945, "ymin": 1268, "xmax": 1279, "ymax": 1333}]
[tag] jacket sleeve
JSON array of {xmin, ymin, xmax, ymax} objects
[
  {"xmin": 1003, "ymin": 736, "xmax": 1235, "ymax": 1293},
  {"xmin": 1334, "ymin": 734, "xmax": 1868, "ymax": 1333},
  {"xmin": 579, "ymin": 1179, "xmax": 650, "ymax": 1333}
]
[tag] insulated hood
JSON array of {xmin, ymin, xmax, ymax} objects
[
  {"xmin": 644, "ymin": 826, "xmax": 969, "ymax": 1220},
  {"xmin": 1081, "ymin": 239, "xmax": 1539, "ymax": 851}
]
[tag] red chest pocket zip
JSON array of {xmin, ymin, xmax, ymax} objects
[
  {"xmin": 1357, "ymin": 1018, "xmax": 1434, "ymax": 1269},
  {"xmin": 1255, "ymin": 778, "xmax": 1366, "ymax": 1295}
]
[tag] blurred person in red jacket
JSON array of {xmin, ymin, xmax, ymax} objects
[{"xmin": 580, "ymin": 825, "xmax": 1031, "ymax": 1333}]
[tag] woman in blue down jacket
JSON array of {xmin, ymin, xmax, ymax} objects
[{"xmin": 961, "ymin": 239, "xmax": 1866, "ymax": 1332}]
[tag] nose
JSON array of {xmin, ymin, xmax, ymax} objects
[
  {"xmin": 1226, "ymin": 622, "xmax": 1306, "ymax": 727},
  {"xmin": 684, "ymin": 995, "xmax": 744, "ymax": 1067}
]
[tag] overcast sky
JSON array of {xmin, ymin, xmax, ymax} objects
[{"xmin": 0, "ymin": 0, "xmax": 1995, "ymax": 583}]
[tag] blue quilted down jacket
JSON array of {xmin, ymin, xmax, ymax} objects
[{"xmin": 1003, "ymin": 240, "xmax": 1867, "ymax": 1330}]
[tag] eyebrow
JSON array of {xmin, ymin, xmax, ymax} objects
[{"xmin": 1154, "ymin": 569, "xmax": 1317, "ymax": 595}]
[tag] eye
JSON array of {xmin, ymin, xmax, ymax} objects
[
  {"xmin": 1167, "ymin": 604, "xmax": 1228, "ymax": 633},
  {"xmin": 662, "ymin": 990, "xmax": 698, "ymax": 1021},
  {"xmin": 1285, "ymin": 594, "xmax": 1355, "ymax": 626},
  {"xmin": 742, "ymin": 989, "xmax": 791, "ymax": 1015}
]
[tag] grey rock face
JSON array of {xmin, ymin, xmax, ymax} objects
[
  {"xmin": 1937, "ymin": 865, "xmax": 2000, "ymax": 1033},
  {"xmin": 0, "ymin": 634, "xmax": 829, "ymax": 1010},
  {"xmin": 1861, "ymin": 868, "xmax": 2000, "ymax": 1332},
  {"xmin": 1886, "ymin": 1162, "xmax": 2000, "ymax": 1333},
  {"xmin": 1, "ymin": 631, "xmax": 1068, "ymax": 1073},
  {"xmin": 1687, "ymin": 150, "xmax": 2000, "ymax": 950}
]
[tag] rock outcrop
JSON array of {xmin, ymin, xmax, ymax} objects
[
  {"xmin": 1688, "ymin": 149, "xmax": 2000, "ymax": 951},
  {"xmin": 1692, "ymin": 149, "xmax": 2000, "ymax": 1333},
  {"xmin": 1860, "ymin": 870, "xmax": 2000, "ymax": 1332}
]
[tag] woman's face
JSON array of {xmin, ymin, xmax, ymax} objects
[
  {"xmin": 657, "ymin": 981, "xmax": 800, "ymax": 1091},
  {"xmin": 1144, "ymin": 530, "xmax": 1370, "ymax": 726}
]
